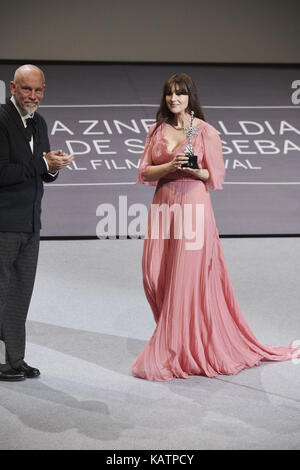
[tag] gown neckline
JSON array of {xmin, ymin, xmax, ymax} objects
[{"xmin": 162, "ymin": 121, "xmax": 202, "ymax": 154}]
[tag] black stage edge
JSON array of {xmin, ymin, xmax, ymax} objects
[
  {"xmin": 8, "ymin": 449, "xmax": 264, "ymax": 459},
  {"xmin": 40, "ymin": 234, "xmax": 300, "ymax": 241}
]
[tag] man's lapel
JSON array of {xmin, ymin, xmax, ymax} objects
[
  {"xmin": 32, "ymin": 114, "xmax": 41, "ymax": 158},
  {"xmin": 6, "ymin": 100, "xmax": 35, "ymax": 156},
  {"xmin": 6, "ymin": 100, "xmax": 27, "ymax": 138}
]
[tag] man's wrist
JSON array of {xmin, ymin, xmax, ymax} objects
[
  {"xmin": 43, "ymin": 155, "xmax": 58, "ymax": 175},
  {"xmin": 43, "ymin": 156, "xmax": 49, "ymax": 171}
]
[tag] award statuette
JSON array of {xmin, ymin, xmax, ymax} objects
[{"xmin": 181, "ymin": 111, "xmax": 199, "ymax": 169}]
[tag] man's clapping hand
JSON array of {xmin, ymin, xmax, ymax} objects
[{"xmin": 43, "ymin": 150, "xmax": 74, "ymax": 173}]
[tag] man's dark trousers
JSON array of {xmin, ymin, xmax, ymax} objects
[{"xmin": 0, "ymin": 232, "xmax": 40, "ymax": 370}]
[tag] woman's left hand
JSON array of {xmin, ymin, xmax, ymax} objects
[
  {"xmin": 181, "ymin": 164, "xmax": 202, "ymax": 179},
  {"xmin": 181, "ymin": 164, "xmax": 210, "ymax": 182}
]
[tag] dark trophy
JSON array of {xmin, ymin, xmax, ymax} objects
[{"xmin": 181, "ymin": 110, "xmax": 199, "ymax": 169}]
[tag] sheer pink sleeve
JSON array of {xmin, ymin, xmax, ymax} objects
[
  {"xmin": 136, "ymin": 124, "xmax": 156, "ymax": 186},
  {"xmin": 202, "ymin": 124, "xmax": 225, "ymax": 190}
]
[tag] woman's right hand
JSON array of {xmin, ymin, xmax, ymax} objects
[{"xmin": 168, "ymin": 153, "xmax": 189, "ymax": 173}]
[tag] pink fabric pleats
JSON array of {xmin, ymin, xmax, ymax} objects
[{"xmin": 131, "ymin": 121, "xmax": 300, "ymax": 381}]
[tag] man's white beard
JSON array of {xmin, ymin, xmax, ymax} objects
[{"xmin": 23, "ymin": 104, "xmax": 38, "ymax": 115}]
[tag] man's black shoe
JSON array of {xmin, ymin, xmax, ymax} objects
[
  {"xmin": 20, "ymin": 362, "xmax": 40, "ymax": 379},
  {"xmin": 0, "ymin": 368, "xmax": 26, "ymax": 382}
]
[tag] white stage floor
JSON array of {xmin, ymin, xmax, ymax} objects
[{"xmin": 0, "ymin": 238, "xmax": 300, "ymax": 450}]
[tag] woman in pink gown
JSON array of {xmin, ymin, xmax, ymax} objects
[{"xmin": 131, "ymin": 73, "xmax": 299, "ymax": 381}]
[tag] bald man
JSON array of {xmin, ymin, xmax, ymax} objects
[{"xmin": 0, "ymin": 65, "xmax": 73, "ymax": 381}]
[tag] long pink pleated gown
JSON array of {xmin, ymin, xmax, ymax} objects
[{"xmin": 131, "ymin": 121, "xmax": 300, "ymax": 381}]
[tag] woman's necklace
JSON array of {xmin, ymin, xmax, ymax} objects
[{"xmin": 170, "ymin": 123, "xmax": 186, "ymax": 131}]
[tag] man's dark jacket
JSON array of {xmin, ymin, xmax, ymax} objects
[{"xmin": 0, "ymin": 100, "xmax": 57, "ymax": 232}]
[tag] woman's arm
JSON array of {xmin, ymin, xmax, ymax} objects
[
  {"xmin": 181, "ymin": 166, "xmax": 210, "ymax": 182},
  {"xmin": 145, "ymin": 153, "xmax": 189, "ymax": 182}
]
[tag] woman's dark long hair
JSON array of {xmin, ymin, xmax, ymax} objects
[{"xmin": 151, "ymin": 73, "xmax": 205, "ymax": 137}]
